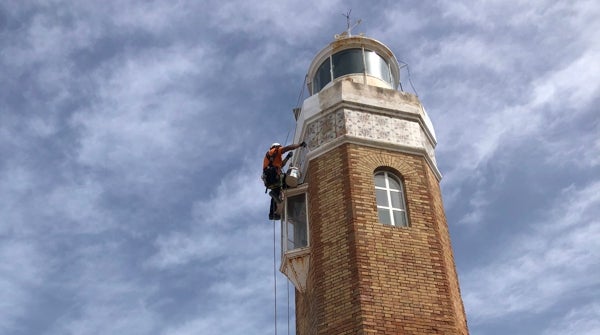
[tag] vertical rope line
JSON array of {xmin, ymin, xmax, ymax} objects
[
  {"xmin": 291, "ymin": 75, "xmax": 307, "ymax": 145},
  {"xmin": 295, "ymin": 75, "xmax": 307, "ymax": 109},
  {"xmin": 273, "ymin": 219, "xmax": 278, "ymax": 335},
  {"xmin": 406, "ymin": 64, "xmax": 419, "ymax": 97},
  {"xmin": 287, "ymin": 280, "xmax": 290, "ymax": 335}
]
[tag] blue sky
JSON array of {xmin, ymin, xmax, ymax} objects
[{"xmin": 1, "ymin": 1, "xmax": 599, "ymax": 334}]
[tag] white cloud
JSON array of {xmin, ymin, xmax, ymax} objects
[
  {"xmin": 147, "ymin": 162, "xmax": 286, "ymax": 335},
  {"xmin": 462, "ymin": 180, "xmax": 600, "ymax": 322},
  {"xmin": 109, "ymin": 1, "xmax": 188, "ymax": 33},
  {"xmin": 149, "ymin": 231, "xmax": 223, "ymax": 268},
  {"xmin": 434, "ymin": 43, "xmax": 598, "ymax": 214},
  {"xmin": 0, "ymin": 167, "xmax": 35, "ymax": 232},
  {"xmin": 425, "ymin": 34, "xmax": 517, "ymax": 75},
  {"xmin": 424, "ymin": 0, "xmax": 599, "ymax": 183},
  {"xmin": 530, "ymin": 49, "xmax": 600, "ymax": 110},
  {"xmin": 70, "ymin": 43, "xmax": 221, "ymax": 188},
  {"xmin": 163, "ymin": 298, "xmax": 271, "ymax": 335},
  {"xmin": 42, "ymin": 179, "xmax": 113, "ymax": 233},
  {"xmin": 0, "ymin": 240, "xmax": 48, "ymax": 333},
  {"xmin": 0, "ymin": 164, "xmax": 111, "ymax": 235},
  {"xmin": 542, "ymin": 302, "xmax": 600, "ymax": 335},
  {"xmin": 457, "ymin": 188, "xmax": 490, "ymax": 225},
  {"xmin": 208, "ymin": 0, "xmax": 341, "ymax": 39},
  {"xmin": 147, "ymin": 158, "xmax": 269, "ymax": 269},
  {"xmin": 45, "ymin": 241, "xmax": 160, "ymax": 335}
]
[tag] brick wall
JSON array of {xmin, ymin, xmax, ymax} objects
[{"xmin": 295, "ymin": 143, "xmax": 468, "ymax": 335}]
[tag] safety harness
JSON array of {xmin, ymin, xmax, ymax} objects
[{"xmin": 263, "ymin": 149, "xmax": 280, "ymax": 191}]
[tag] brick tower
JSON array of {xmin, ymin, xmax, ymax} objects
[{"xmin": 279, "ymin": 33, "xmax": 468, "ymax": 334}]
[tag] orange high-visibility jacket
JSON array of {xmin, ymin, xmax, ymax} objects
[{"xmin": 263, "ymin": 147, "xmax": 284, "ymax": 172}]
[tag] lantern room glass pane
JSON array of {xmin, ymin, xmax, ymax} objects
[
  {"xmin": 332, "ymin": 48, "xmax": 364, "ymax": 79},
  {"xmin": 313, "ymin": 59, "xmax": 331, "ymax": 93},
  {"xmin": 365, "ymin": 50, "xmax": 392, "ymax": 85}
]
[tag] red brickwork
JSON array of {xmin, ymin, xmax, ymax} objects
[{"xmin": 296, "ymin": 143, "xmax": 468, "ymax": 335}]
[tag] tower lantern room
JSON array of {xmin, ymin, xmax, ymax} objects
[
  {"xmin": 279, "ymin": 32, "xmax": 468, "ymax": 335},
  {"xmin": 307, "ymin": 36, "xmax": 401, "ymax": 94}
]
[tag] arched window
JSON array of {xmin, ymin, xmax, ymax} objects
[{"xmin": 374, "ymin": 171, "xmax": 408, "ymax": 227}]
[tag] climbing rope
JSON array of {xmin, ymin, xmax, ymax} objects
[
  {"xmin": 287, "ymin": 279, "xmax": 291, "ymax": 335},
  {"xmin": 291, "ymin": 75, "xmax": 307, "ymax": 144},
  {"xmin": 273, "ymin": 217, "xmax": 292, "ymax": 335},
  {"xmin": 271, "ymin": 73, "xmax": 307, "ymax": 335},
  {"xmin": 295, "ymin": 74, "xmax": 307, "ymax": 109},
  {"xmin": 398, "ymin": 61, "xmax": 419, "ymax": 97},
  {"xmin": 273, "ymin": 217, "xmax": 278, "ymax": 335}
]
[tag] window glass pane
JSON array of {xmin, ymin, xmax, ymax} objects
[
  {"xmin": 313, "ymin": 59, "xmax": 331, "ymax": 93},
  {"xmin": 365, "ymin": 50, "xmax": 392, "ymax": 84},
  {"xmin": 375, "ymin": 189, "xmax": 389, "ymax": 207},
  {"xmin": 332, "ymin": 49, "xmax": 364, "ymax": 79},
  {"xmin": 387, "ymin": 175, "xmax": 401, "ymax": 190},
  {"xmin": 286, "ymin": 194, "xmax": 308, "ymax": 250},
  {"xmin": 378, "ymin": 208, "xmax": 391, "ymax": 225},
  {"xmin": 390, "ymin": 190, "xmax": 404, "ymax": 209},
  {"xmin": 374, "ymin": 173, "xmax": 386, "ymax": 187},
  {"xmin": 287, "ymin": 221, "xmax": 295, "ymax": 250},
  {"xmin": 295, "ymin": 218, "xmax": 308, "ymax": 248},
  {"xmin": 393, "ymin": 210, "xmax": 408, "ymax": 227}
]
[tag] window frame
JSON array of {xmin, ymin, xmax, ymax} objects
[
  {"xmin": 374, "ymin": 170, "xmax": 409, "ymax": 227},
  {"xmin": 282, "ymin": 185, "xmax": 310, "ymax": 253}
]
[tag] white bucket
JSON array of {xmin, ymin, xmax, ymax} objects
[{"xmin": 285, "ymin": 167, "xmax": 300, "ymax": 188}]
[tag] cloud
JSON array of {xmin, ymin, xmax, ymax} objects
[
  {"xmin": 457, "ymin": 188, "xmax": 490, "ymax": 226},
  {"xmin": 43, "ymin": 241, "xmax": 160, "ymax": 335},
  {"xmin": 424, "ymin": 1, "xmax": 599, "ymax": 233},
  {"xmin": 530, "ymin": 49, "xmax": 600, "ymax": 110},
  {"xmin": 0, "ymin": 239, "xmax": 48, "ymax": 333},
  {"xmin": 207, "ymin": 0, "xmax": 341, "ymax": 39},
  {"xmin": 542, "ymin": 302, "xmax": 600, "ymax": 335},
  {"xmin": 423, "ymin": 0, "xmax": 598, "ymax": 151},
  {"xmin": 462, "ymin": 180, "xmax": 600, "ymax": 322},
  {"xmin": 145, "ymin": 159, "xmax": 289, "ymax": 334},
  {"xmin": 0, "ymin": 164, "xmax": 111, "ymax": 236},
  {"xmin": 147, "ymin": 159, "xmax": 268, "ymax": 269},
  {"xmin": 163, "ymin": 296, "xmax": 273, "ymax": 335}
]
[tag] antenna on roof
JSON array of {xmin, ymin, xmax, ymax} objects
[
  {"xmin": 335, "ymin": 9, "xmax": 362, "ymax": 39},
  {"xmin": 343, "ymin": 10, "xmax": 352, "ymax": 31}
]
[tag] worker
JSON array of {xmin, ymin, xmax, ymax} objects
[{"xmin": 263, "ymin": 141, "xmax": 306, "ymax": 220}]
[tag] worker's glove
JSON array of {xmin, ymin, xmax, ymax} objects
[
  {"xmin": 300, "ymin": 141, "xmax": 307, "ymax": 148},
  {"xmin": 285, "ymin": 152, "xmax": 293, "ymax": 159}
]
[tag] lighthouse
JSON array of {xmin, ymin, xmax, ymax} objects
[{"xmin": 279, "ymin": 31, "xmax": 469, "ymax": 334}]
